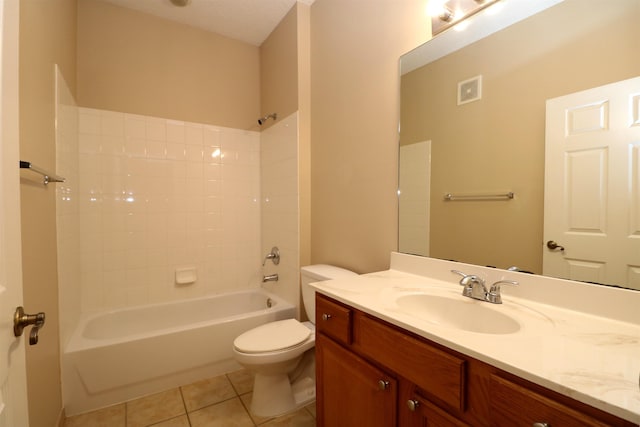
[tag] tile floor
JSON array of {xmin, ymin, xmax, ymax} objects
[{"xmin": 64, "ymin": 369, "xmax": 316, "ymax": 427}]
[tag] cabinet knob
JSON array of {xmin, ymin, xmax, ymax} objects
[
  {"xmin": 406, "ymin": 399, "xmax": 419, "ymax": 411},
  {"xmin": 322, "ymin": 313, "xmax": 332, "ymax": 321},
  {"xmin": 532, "ymin": 423, "xmax": 550, "ymax": 427},
  {"xmin": 377, "ymin": 380, "xmax": 390, "ymax": 390}
]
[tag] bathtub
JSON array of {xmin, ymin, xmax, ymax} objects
[{"xmin": 62, "ymin": 289, "xmax": 295, "ymax": 416}]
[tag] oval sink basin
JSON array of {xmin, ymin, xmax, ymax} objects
[{"xmin": 395, "ymin": 294, "xmax": 520, "ymax": 334}]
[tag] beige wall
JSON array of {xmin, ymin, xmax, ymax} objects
[
  {"xmin": 297, "ymin": 4, "xmax": 312, "ymax": 268},
  {"xmin": 77, "ymin": 0, "xmax": 260, "ymax": 130},
  {"xmin": 309, "ymin": 0, "xmax": 427, "ymax": 273},
  {"xmin": 19, "ymin": 0, "xmax": 77, "ymax": 425},
  {"xmin": 400, "ymin": 0, "xmax": 640, "ymax": 273},
  {"xmin": 260, "ymin": 5, "xmax": 299, "ymax": 131}
]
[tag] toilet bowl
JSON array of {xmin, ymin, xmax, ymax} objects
[{"xmin": 232, "ymin": 264, "xmax": 357, "ymax": 417}]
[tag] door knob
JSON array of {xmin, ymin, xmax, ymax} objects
[
  {"xmin": 546, "ymin": 240, "xmax": 564, "ymax": 251},
  {"xmin": 14, "ymin": 306, "xmax": 45, "ymax": 345}
]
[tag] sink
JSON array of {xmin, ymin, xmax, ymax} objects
[{"xmin": 395, "ymin": 293, "xmax": 521, "ymax": 334}]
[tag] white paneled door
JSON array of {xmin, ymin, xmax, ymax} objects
[
  {"xmin": 0, "ymin": 0, "xmax": 29, "ymax": 425},
  {"xmin": 544, "ymin": 76, "xmax": 640, "ymax": 290}
]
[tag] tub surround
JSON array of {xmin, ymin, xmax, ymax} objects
[
  {"xmin": 311, "ymin": 252, "xmax": 640, "ymax": 424},
  {"xmin": 63, "ymin": 289, "xmax": 294, "ymax": 416}
]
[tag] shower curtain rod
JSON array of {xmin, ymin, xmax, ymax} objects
[
  {"xmin": 20, "ymin": 160, "xmax": 66, "ymax": 185},
  {"xmin": 443, "ymin": 191, "xmax": 514, "ymax": 201}
]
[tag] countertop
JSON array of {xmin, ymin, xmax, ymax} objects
[{"xmin": 310, "ymin": 254, "xmax": 640, "ymax": 424}]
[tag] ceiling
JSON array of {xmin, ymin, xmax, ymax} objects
[{"xmin": 100, "ymin": 0, "xmax": 315, "ymax": 46}]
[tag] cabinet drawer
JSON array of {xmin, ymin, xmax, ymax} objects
[
  {"xmin": 316, "ymin": 295, "xmax": 352, "ymax": 345},
  {"xmin": 353, "ymin": 313, "xmax": 466, "ymax": 412},
  {"xmin": 490, "ymin": 375, "xmax": 618, "ymax": 427}
]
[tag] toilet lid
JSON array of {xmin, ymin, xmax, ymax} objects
[{"xmin": 234, "ymin": 319, "xmax": 311, "ymax": 353}]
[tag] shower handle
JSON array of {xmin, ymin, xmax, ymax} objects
[{"xmin": 262, "ymin": 247, "xmax": 280, "ymax": 266}]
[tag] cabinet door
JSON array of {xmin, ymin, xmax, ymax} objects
[
  {"xmin": 400, "ymin": 385, "xmax": 470, "ymax": 427},
  {"xmin": 316, "ymin": 333, "xmax": 397, "ymax": 427}
]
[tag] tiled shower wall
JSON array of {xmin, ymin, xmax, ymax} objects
[
  {"xmin": 73, "ymin": 108, "xmax": 262, "ymax": 311},
  {"xmin": 56, "ymin": 67, "xmax": 81, "ymax": 347},
  {"xmin": 260, "ymin": 112, "xmax": 300, "ymax": 315},
  {"xmin": 56, "ymin": 65, "xmax": 301, "ymax": 348}
]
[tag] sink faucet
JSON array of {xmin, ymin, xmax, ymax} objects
[{"xmin": 451, "ymin": 270, "xmax": 518, "ymax": 304}]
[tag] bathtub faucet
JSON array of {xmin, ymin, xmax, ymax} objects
[{"xmin": 262, "ymin": 274, "xmax": 279, "ymax": 283}]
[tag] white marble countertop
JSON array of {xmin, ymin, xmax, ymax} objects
[{"xmin": 311, "ymin": 254, "xmax": 640, "ymax": 424}]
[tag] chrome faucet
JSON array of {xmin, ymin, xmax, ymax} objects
[
  {"xmin": 451, "ymin": 270, "xmax": 518, "ymax": 304},
  {"xmin": 452, "ymin": 270, "xmax": 488, "ymax": 300},
  {"xmin": 262, "ymin": 273, "xmax": 279, "ymax": 283},
  {"xmin": 262, "ymin": 247, "xmax": 280, "ymax": 266}
]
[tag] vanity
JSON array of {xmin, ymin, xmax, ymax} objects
[{"xmin": 312, "ymin": 253, "xmax": 640, "ymax": 426}]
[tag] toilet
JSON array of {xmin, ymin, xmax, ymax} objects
[{"xmin": 232, "ymin": 264, "xmax": 357, "ymax": 417}]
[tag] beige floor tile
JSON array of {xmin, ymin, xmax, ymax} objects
[
  {"xmin": 148, "ymin": 414, "xmax": 190, "ymax": 427},
  {"xmin": 259, "ymin": 408, "xmax": 316, "ymax": 427},
  {"xmin": 239, "ymin": 392, "xmax": 274, "ymax": 425},
  {"xmin": 227, "ymin": 368, "xmax": 254, "ymax": 395},
  {"xmin": 126, "ymin": 388, "xmax": 186, "ymax": 427},
  {"xmin": 304, "ymin": 402, "xmax": 316, "ymax": 418},
  {"xmin": 64, "ymin": 404, "xmax": 125, "ymax": 427},
  {"xmin": 188, "ymin": 397, "xmax": 254, "ymax": 427},
  {"xmin": 181, "ymin": 374, "xmax": 237, "ymax": 412}
]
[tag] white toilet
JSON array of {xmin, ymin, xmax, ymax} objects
[{"xmin": 232, "ymin": 264, "xmax": 357, "ymax": 417}]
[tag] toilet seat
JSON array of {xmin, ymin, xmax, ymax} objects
[{"xmin": 234, "ymin": 319, "xmax": 311, "ymax": 354}]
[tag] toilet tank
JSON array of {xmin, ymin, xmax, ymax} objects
[{"xmin": 300, "ymin": 264, "xmax": 357, "ymax": 323}]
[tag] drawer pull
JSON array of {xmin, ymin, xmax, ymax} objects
[
  {"xmin": 406, "ymin": 399, "xmax": 419, "ymax": 411},
  {"xmin": 532, "ymin": 423, "xmax": 550, "ymax": 427},
  {"xmin": 377, "ymin": 380, "xmax": 390, "ymax": 390},
  {"xmin": 322, "ymin": 313, "xmax": 332, "ymax": 321}
]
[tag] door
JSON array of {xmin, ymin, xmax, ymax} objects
[
  {"xmin": 543, "ymin": 76, "xmax": 640, "ymax": 289},
  {"xmin": 0, "ymin": 0, "xmax": 30, "ymax": 425},
  {"xmin": 398, "ymin": 140, "xmax": 431, "ymax": 257}
]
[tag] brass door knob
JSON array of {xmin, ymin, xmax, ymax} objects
[{"xmin": 14, "ymin": 306, "xmax": 45, "ymax": 345}]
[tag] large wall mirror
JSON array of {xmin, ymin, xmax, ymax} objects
[{"xmin": 399, "ymin": 0, "xmax": 640, "ymax": 290}]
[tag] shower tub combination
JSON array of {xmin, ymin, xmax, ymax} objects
[{"xmin": 62, "ymin": 289, "xmax": 295, "ymax": 416}]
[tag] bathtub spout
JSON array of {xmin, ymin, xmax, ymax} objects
[{"xmin": 262, "ymin": 274, "xmax": 279, "ymax": 283}]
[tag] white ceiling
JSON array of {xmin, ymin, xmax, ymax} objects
[{"xmin": 100, "ymin": 0, "xmax": 315, "ymax": 46}]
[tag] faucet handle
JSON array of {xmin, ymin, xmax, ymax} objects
[
  {"xmin": 487, "ymin": 280, "xmax": 519, "ymax": 304},
  {"xmin": 262, "ymin": 247, "xmax": 280, "ymax": 266},
  {"xmin": 451, "ymin": 270, "xmax": 485, "ymax": 299}
]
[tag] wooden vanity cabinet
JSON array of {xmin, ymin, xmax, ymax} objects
[{"xmin": 315, "ymin": 294, "xmax": 635, "ymax": 427}]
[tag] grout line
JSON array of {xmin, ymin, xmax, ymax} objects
[{"xmin": 177, "ymin": 386, "xmax": 192, "ymax": 426}]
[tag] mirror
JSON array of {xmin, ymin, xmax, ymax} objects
[{"xmin": 399, "ymin": 0, "xmax": 640, "ymax": 290}]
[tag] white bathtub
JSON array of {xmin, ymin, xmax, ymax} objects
[{"xmin": 62, "ymin": 289, "xmax": 295, "ymax": 416}]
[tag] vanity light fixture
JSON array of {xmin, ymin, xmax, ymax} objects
[{"xmin": 429, "ymin": 0, "xmax": 500, "ymax": 36}]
